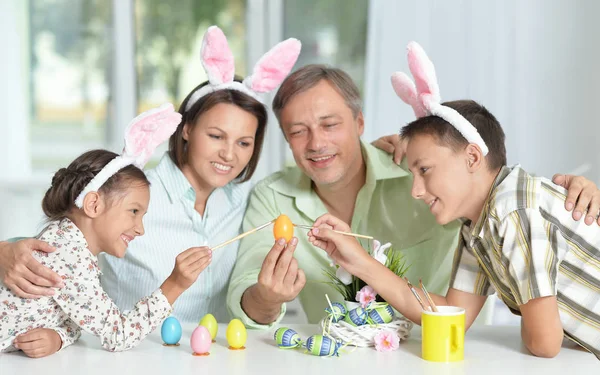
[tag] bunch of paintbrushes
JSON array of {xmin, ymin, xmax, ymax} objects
[{"xmin": 404, "ymin": 277, "xmax": 438, "ymax": 312}]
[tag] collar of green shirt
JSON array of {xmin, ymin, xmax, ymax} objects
[
  {"xmin": 267, "ymin": 141, "xmax": 410, "ymax": 222},
  {"xmin": 469, "ymin": 165, "xmax": 514, "ymax": 239}
]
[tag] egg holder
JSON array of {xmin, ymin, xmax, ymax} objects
[
  {"xmin": 161, "ymin": 316, "xmax": 247, "ymax": 356},
  {"xmin": 319, "ymin": 301, "xmax": 413, "ymax": 348}
]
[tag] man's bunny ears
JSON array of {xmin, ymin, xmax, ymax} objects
[
  {"xmin": 185, "ymin": 26, "xmax": 302, "ymax": 111},
  {"xmin": 74, "ymin": 103, "xmax": 181, "ymax": 208},
  {"xmin": 390, "ymin": 42, "xmax": 489, "ymax": 155}
]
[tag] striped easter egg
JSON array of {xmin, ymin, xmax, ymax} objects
[
  {"xmin": 305, "ymin": 334, "xmax": 338, "ymax": 357},
  {"xmin": 274, "ymin": 327, "xmax": 302, "ymax": 349},
  {"xmin": 325, "ymin": 302, "xmax": 347, "ymax": 323},
  {"xmin": 368, "ymin": 304, "xmax": 395, "ymax": 324},
  {"xmin": 344, "ymin": 307, "xmax": 368, "ymax": 326}
]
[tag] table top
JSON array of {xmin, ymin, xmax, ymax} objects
[{"xmin": 1, "ymin": 323, "xmax": 596, "ymax": 374}]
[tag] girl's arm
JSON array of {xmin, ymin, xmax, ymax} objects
[
  {"xmin": 53, "ymin": 319, "xmax": 81, "ymax": 351},
  {"xmin": 51, "ymin": 246, "xmax": 210, "ymax": 352}
]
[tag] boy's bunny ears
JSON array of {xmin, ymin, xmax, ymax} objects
[
  {"xmin": 391, "ymin": 42, "xmax": 489, "ymax": 155},
  {"xmin": 185, "ymin": 26, "xmax": 302, "ymax": 111},
  {"xmin": 74, "ymin": 103, "xmax": 181, "ymax": 208}
]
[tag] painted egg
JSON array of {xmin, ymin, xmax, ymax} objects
[
  {"xmin": 226, "ymin": 319, "xmax": 247, "ymax": 349},
  {"xmin": 325, "ymin": 302, "xmax": 347, "ymax": 323},
  {"xmin": 305, "ymin": 334, "xmax": 339, "ymax": 357},
  {"xmin": 344, "ymin": 307, "xmax": 368, "ymax": 326},
  {"xmin": 190, "ymin": 325, "xmax": 212, "ymax": 355},
  {"xmin": 199, "ymin": 313, "xmax": 218, "ymax": 341},
  {"xmin": 368, "ymin": 304, "xmax": 395, "ymax": 324},
  {"xmin": 161, "ymin": 316, "xmax": 182, "ymax": 345},
  {"xmin": 273, "ymin": 214, "xmax": 294, "ymax": 242},
  {"xmin": 274, "ymin": 327, "xmax": 302, "ymax": 349}
]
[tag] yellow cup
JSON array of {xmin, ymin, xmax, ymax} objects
[{"xmin": 421, "ymin": 306, "xmax": 465, "ymax": 362}]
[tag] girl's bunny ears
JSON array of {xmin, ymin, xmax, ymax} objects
[
  {"xmin": 74, "ymin": 103, "xmax": 181, "ymax": 208},
  {"xmin": 391, "ymin": 42, "xmax": 489, "ymax": 156},
  {"xmin": 185, "ymin": 26, "xmax": 302, "ymax": 111}
]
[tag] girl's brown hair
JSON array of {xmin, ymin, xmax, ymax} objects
[
  {"xmin": 168, "ymin": 77, "xmax": 268, "ymax": 183},
  {"xmin": 42, "ymin": 149, "xmax": 150, "ymax": 221}
]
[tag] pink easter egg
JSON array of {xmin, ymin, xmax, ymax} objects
[{"xmin": 190, "ymin": 326, "xmax": 212, "ymax": 355}]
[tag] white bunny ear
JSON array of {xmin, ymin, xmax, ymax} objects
[
  {"xmin": 391, "ymin": 72, "xmax": 427, "ymax": 118},
  {"xmin": 200, "ymin": 26, "xmax": 235, "ymax": 85},
  {"xmin": 244, "ymin": 38, "xmax": 301, "ymax": 93}
]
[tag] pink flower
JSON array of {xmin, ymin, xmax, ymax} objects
[
  {"xmin": 355, "ymin": 285, "xmax": 377, "ymax": 308},
  {"xmin": 374, "ymin": 331, "xmax": 400, "ymax": 352}
]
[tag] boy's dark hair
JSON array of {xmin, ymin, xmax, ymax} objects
[
  {"xmin": 42, "ymin": 150, "xmax": 150, "ymax": 221},
  {"xmin": 169, "ymin": 77, "xmax": 268, "ymax": 183},
  {"xmin": 400, "ymin": 100, "xmax": 507, "ymax": 170}
]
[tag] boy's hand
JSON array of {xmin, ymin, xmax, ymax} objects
[
  {"xmin": 14, "ymin": 328, "xmax": 62, "ymax": 358},
  {"xmin": 308, "ymin": 214, "xmax": 372, "ymax": 275}
]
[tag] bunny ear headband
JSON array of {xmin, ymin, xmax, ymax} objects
[
  {"xmin": 74, "ymin": 103, "xmax": 182, "ymax": 208},
  {"xmin": 184, "ymin": 25, "xmax": 302, "ymax": 111},
  {"xmin": 390, "ymin": 41, "xmax": 489, "ymax": 155}
]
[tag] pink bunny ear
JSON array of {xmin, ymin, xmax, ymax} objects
[
  {"xmin": 124, "ymin": 103, "xmax": 182, "ymax": 167},
  {"xmin": 200, "ymin": 26, "xmax": 235, "ymax": 85},
  {"xmin": 246, "ymin": 38, "xmax": 301, "ymax": 93},
  {"xmin": 391, "ymin": 72, "xmax": 427, "ymax": 118},
  {"xmin": 406, "ymin": 41, "xmax": 441, "ymax": 110}
]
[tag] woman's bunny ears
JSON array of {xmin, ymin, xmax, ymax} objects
[
  {"xmin": 74, "ymin": 103, "xmax": 181, "ymax": 208},
  {"xmin": 185, "ymin": 26, "xmax": 302, "ymax": 111},
  {"xmin": 390, "ymin": 42, "xmax": 489, "ymax": 156}
]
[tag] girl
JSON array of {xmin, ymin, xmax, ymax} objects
[{"xmin": 0, "ymin": 105, "xmax": 211, "ymax": 358}]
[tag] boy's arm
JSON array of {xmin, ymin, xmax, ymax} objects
[
  {"xmin": 356, "ymin": 260, "xmax": 487, "ymax": 328},
  {"xmin": 519, "ymin": 296, "xmax": 563, "ymax": 358},
  {"xmin": 311, "ymin": 218, "xmax": 489, "ymax": 328},
  {"xmin": 499, "ymin": 209, "xmax": 564, "ymax": 358}
]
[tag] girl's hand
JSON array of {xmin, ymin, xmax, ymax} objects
[
  {"xmin": 14, "ymin": 328, "xmax": 62, "ymax": 358},
  {"xmin": 168, "ymin": 246, "xmax": 212, "ymax": 291}
]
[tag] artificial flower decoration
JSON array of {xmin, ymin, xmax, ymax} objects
[
  {"xmin": 356, "ymin": 285, "xmax": 377, "ymax": 308},
  {"xmin": 374, "ymin": 330, "xmax": 400, "ymax": 352}
]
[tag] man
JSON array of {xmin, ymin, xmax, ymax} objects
[{"xmin": 226, "ymin": 64, "xmax": 600, "ymax": 327}]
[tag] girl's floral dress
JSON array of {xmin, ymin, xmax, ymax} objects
[{"xmin": 0, "ymin": 218, "xmax": 173, "ymax": 353}]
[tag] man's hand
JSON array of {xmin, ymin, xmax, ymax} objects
[
  {"xmin": 241, "ymin": 238, "xmax": 306, "ymax": 324},
  {"xmin": 0, "ymin": 239, "xmax": 63, "ymax": 298},
  {"xmin": 14, "ymin": 328, "xmax": 62, "ymax": 358},
  {"xmin": 371, "ymin": 134, "xmax": 407, "ymax": 165},
  {"xmin": 552, "ymin": 174, "xmax": 600, "ymax": 225}
]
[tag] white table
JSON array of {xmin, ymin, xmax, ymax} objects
[{"xmin": 0, "ymin": 324, "xmax": 596, "ymax": 374}]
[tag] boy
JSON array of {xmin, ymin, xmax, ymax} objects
[{"xmin": 307, "ymin": 42, "xmax": 599, "ymax": 359}]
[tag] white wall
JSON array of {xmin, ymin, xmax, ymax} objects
[
  {"xmin": 364, "ymin": 0, "xmax": 600, "ymax": 183},
  {"xmin": 2, "ymin": 0, "xmax": 600, "ymax": 240}
]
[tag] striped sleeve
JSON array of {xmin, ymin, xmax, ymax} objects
[
  {"xmin": 449, "ymin": 227, "xmax": 495, "ymax": 296},
  {"xmin": 497, "ymin": 208, "xmax": 558, "ymax": 306}
]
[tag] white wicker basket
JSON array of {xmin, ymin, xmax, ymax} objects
[{"xmin": 319, "ymin": 316, "xmax": 414, "ymax": 347}]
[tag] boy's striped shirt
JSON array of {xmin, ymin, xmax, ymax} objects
[{"xmin": 450, "ymin": 165, "xmax": 600, "ymax": 359}]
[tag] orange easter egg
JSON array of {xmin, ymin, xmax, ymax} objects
[{"xmin": 273, "ymin": 214, "xmax": 294, "ymax": 243}]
